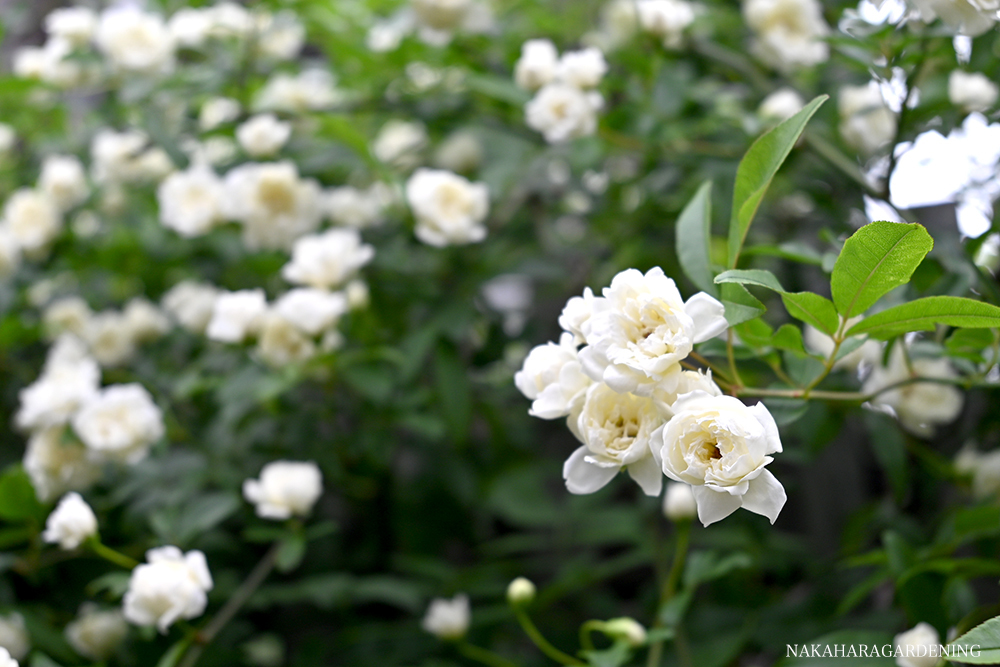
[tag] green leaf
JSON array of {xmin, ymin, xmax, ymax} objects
[
  {"xmin": 830, "ymin": 221, "xmax": 934, "ymax": 318},
  {"xmin": 676, "ymin": 180, "xmax": 717, "ymax": 296},
  {"xmin": 728, "ymin": 95, "xmax": 827, "ymax": 268},
  {"xmin": 175, "ymin": 492, "xmax": 240, "ymax": 544},
  {"xmin": 949, "ymin": 615, "xmax": 1000, "ymax": 664},
  {"xmin": 845, "ymin": 296, "xmax": 1000, "ymax": 339},
  {"xmin": 275, "ymin": 534, "xmax": 307, "ymax": 573},
  {"xmin": 434, "ymin": 343, "xmax": 472, "ymax": 442},
  {"xmin": 582, "ymin": 643, "xmax": 633, "ymax": 667},
  {"xmin": 772, "ymin": 324, "xmax": 808, "ymax": 357},
  {"xmin": 714, "ymin": 269, "xmax": 785, "ymax": 293},
  {"xmin": 720, "ymin": 283, "xmax": 765, "ymax": 327},
  {"xmin": 781, "ymin": 292, "xmax": 839, "ymax": 336},
  {"xmin": 0, "ymin": 465, "xmax": 44, "ymax": 521},
  {"xmin": 155, "ymin": 638, "xmax": 193, "ymax": 667}
]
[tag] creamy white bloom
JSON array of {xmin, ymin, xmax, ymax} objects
[
  {"xmin": 168, "ymin": 8, "xmax": 214, "ymax": 47},
  {"xmin": 0, "ymin": 124, "xmax": 14, "ymax": 155},
  {"xmin": 893, "ymin": 622, "xmax": 940, "ymax": 667},
  {"xmin": 0, "ymin": 614, "xmax": 28, "ymax": 661},
  {"xmin": 90, "ymin": 129, "xmax": 148, "ymax": 184},
  {"xmin": 434, "ymin": 131, "xmax": 483, "ymax": 173},
  {"xmin": 282, "ymin": 228, "xmax": 375, "ymax": 290},
  {"xmin": 514, "ymin": 39, "xmax": 559, "ymax": 91},
  {"xmin": 803, "ymin": 318, "xmax": 883, "ymax": 372},
  {"xmin": 955, "ymin": 446, "xmax": 1000, "ymax": 499},
  {"xmin": 13, "ymin": 39, "xmax": 88, "ymax": 89},
  {"xmin": 199, "ymin": 97, "xmax": 241, "ymax": 131},
  {"xmin": 758, "ymin": 88, "xmax": 805, "ymax": 123},
  {"xmin": 555, "ymin": 48, "xmax": 608, "ymax": 89},
  {"xmin": 65, "ymin": 605, "xmax": 128, "ymax": 661},
  {"xmin": 236, "ymin": 114, "xmax": 292, "ymax": 158},
  {"xmin": 654, "ymin": 392, "xmax": 786, "ymax": 526},
  {"xmin": 743, "ymin": 0, "xmax": 830, "ymax": 73},
  {"xmin": 909, "ymin": 0, "xmax": 999, "ymax": 35},
  {"xmin": 123, "ymin": 298, "xmax": 170, "ymax": 343},
  {"xmin": 346, "ymin": 279, "xmax": 370, "ymax": 310},
  {"xmin": 16, "ymin": 343, "xmax": 100, "ymax": 431},
  {"xmin": 83, "ymin": 312, "xmax": 137, "ymax": 368},
  {"xmin": 72, "ymin": 384, "xmax": 164, "ymax": 464},
  {"xmin": 406, "ymin": 168, "xmax": 489, "ymax": 247},
  {"xmin": 515, "ymin": 332, "xmax": 592, "ymax": 419},
  {"xmin": 525, "ymin": 83, "xmax": 604, "ymax": 144},
  {"xmin": 326, "ymin": 185, "xmax": 386, "ymax": 229},
  {"xmin": 46, "ymin": 7, "xmax": 98, "ymax": 47},
  {"xmin": 42, "ymin": 492, "xmax": 98, "ymax": 550},
  {"xmin": 243, "ymin": 460, "xmax": 323, "ymax": 519},
  {"xmin": 559, "ymin": 287, "xmax": 598, "ymax": 344},
  {"xmin": 222, "ymin": 161, "xmax": 323, "ymax": 250},
  {"xmin": 506, "ymin": 577, "xmax": 536, "ymax": 604},
  {"xmin": 255, "ymin": 312, "xmax": 317, "ymax": 366},
  {"xmin": 373, "ymin": 120, "xmax": 428, "ymax": 168},
  {"xmin": 161, "ymin": 281, "xmax": 220, "ymax": 334},
  {"xmin": 38, "ymin": 155, "xmax": 89, "ymax": 212},
  {"xmin": 578, "ymin": 267, "xmax": 728, "ymax": 396},
  {"xmin": 1, "ymin": 188, "xmax": 62, "ymax": 257},
  {"xmin": 663, "ymin": 481, "xmax": 697, "ymax": 521},
  {"xmin": 0, "ymin": 647, "xmax": 17, "ymax": 667},
  {"xmin": 132, "ymin": 147, "xmax": 174, "ymax": 183},
  {"xmin": 205, "ymin": 2, "xmax": 254, "ymax": 39},
  {"xmin": 24, "ymin": 427, "xmax": 101, "ymax": 502},
  {"xmin": 273, "ymin": 288, "xmax": 348, "ymax": 336},
  {"xmin": 183, "ymin": 137, "xmax": 238, "ymax": 168},
  {"xmin": 949, "ymin": 70, "xmax": 999, "ymax": 112},
  {"xmin": 123, "ymin": 546, "xmax": 213, "ymax": 633},
  {"xmin": 422, "ymin": 594, "xmax": 470, "ymax": 640},
  {"xmin": 636, "ymin": 0, "xmax": 696, "ymax": 48},
  {"xmin": 206, "ymin": 289, "xmax": 267, "ymax": 343},
  {"xmin": 95, "ymin": 7, "xmax": 175, "ymax": 75},
  {"xmin": 412, "ymin": 0, "xmax": 472, "ymax": 31},
  {"xmin": 862, "ymin": 344, "xmax": 963, "ymax": 437},
  {"xmin": 839, "ymin": 82, "xmax": 898, "ymax": 155},
  {"xmin": 254, "ymin": 70, "xmax": 341, "ymax": 113},
  {"xmin": 256, "ymin": 11, "xmax": 306, "ymax": 60},
  {"xmin": 0, "ymin": 229, "xmax": 20, "ymax": 279},
  {"xmin": 157, "ymin": 166, "xmax": 226, "ymax": 237}
]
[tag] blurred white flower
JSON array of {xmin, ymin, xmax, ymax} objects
[
  {"xmin": 273, "ymin": 288, "xmax": 348, "ymax": 336},
  {"xmin": 83, "ymin": 312, "xmax": 137, "ymax": 368},
  {"xmin": 13, "ymin": 39, "xmax": 89, "ymax": 89},
  {"xmin": 206, "ymin": 2, "xmax": 254, "ymax": 39},
  {"xmin": 161, "ymin": 281, "xmax": 220, "ymax": 334},
  {"xmin": 326, "ymin": 185, "xmax": 386, "ymax": 229},
  {"xmin": 42, "ymin": 492, "xmax": 98, "ymax": 550},
  {"xmin": 0, "ymin": 229, "xmax": 21, "ymax": 279},
  {"xmin": 123, "ymin": 546, "xmax": 213, "ymax": 633},
  {"xmin": 39, "ymin": 155, "xmax": 89, "ymax": 212},
  {"xmin": 24, "ymin": 427, "xmax": 101, "ymax": 502},
  {"xmin": 0, "ymin": 124, "xmax": 15, "ymax": 155},
  {"xmin": 0, "ymin": 614, "xmax": 29, "ymax": 661},
  {"xmin": 65, "ymin": 605, "xmax": 128, "ymax": 662},
  {"xmin": 525, "ymin": 83, "xmax": 604, "ymax": 143},
  {"xmin": 255, "ymin": 70, "xmax": 342, "ymax": 113},
  {"xmin": 514, "ymin": 39, "xmax": 559, "ymax": 91},
  {"xmin": 168, "ymin": 8, "xmax": 214, "ymax": 47},
  {"xmin": 0, "ymin": 647, "xmax": 17, "ymax": 667},
  {"xmin": 909, "ymin": 0, "xmax": 999, "ymax": 35},
  {"xmin": 862, "ymin": 344, "xmax": 963, "ymax": 437},
  {"xmin": 16, "ymin": 340, "xmax": 100, "ymax": 432},
  {"xmin": 555, "ymin": 47, "xmax": 608, "ymax": 89},
  {"xmin": 123, "ymin": 298, "xmax": 170, "ymax": 344},
  {"xmin": 412, "ymin": 0, "xmax": 472, "ymax": 32},
  {"xmin": 759, "ymin": 88, "xmax": 805, "ymax": 123},
  {"xmin": 206, "ymin": 289, "xmax": 268, "ymax": 344},
  {"xmin": 422, "ymin": 594, "xmax": 470, "ymax": 640},
  {"xmin": 199, "ymin": 97, "xmax": 241, "ymax": 132},
  {"xmin": 743, "ymin": 0, "xmax": 830, "ymax": 73},
  {"xmin": 654, "ymin": 392, "xmax": 785, "ymax": 526},
  {"xmin": 90, "ymin": 129, "xmax": 148, "ymax": 185},
  {"xmin": 237, "ymin": 114, "xmax": 292, "ymax": 158},
  {"xmin": 949, "ymin": 70, "xmax": 998, "ymax": 113},
  {"xmin": 158, "ymin": 166, "xmax": 226, "ymax": 238},
  {"xmin": 46, "ymin": 7, "xmax": 98, "ymax": 47},
  {"xmin": 73, "ymin": 383, "xmax": 165, "ymax": 464},
  {"xmin": 223, "ymin": 162, "xmax": 323, "ymax": 250},
  {"xmin": 282, "ymin": 228, "xmax": 375, "ymax": 290},
  {"xmin": 346, "ymin": 279, "xmax": 370, "ymax": 310},
  {"xmin": 132, "ymin": 147, "xmax": 174, "ymax": 183},
  {"xmin": 373, "ymin": 120, "xmax": 428, "ymax": 169},
  {"xmin": 406, "ymin": 168, "xmax": 489, "ymax": 247},
  {"xmin": 636, "ymin": 0, "xmax": 696, "ymax": 48},
  {"xmin": 955, "ymin": 446, "xmax": 1000, "ymax": 499},
  {"xmin": 256, "ymin": 312, "xmax": 317, "ymax": 366},
  {"xmin": 515, "ymin": 332, "xmax": 592, "ymax": 419},
  {"xmin": 663, "ymin": 481, "xmax": 697, "ymax": 521},
  {"xmin": 893, "ymin": 622, "xmax": 940, "ymax": 667},
  {"xmin": 243, "ymin": 460, "xmax": 323, "ymax": 519},
  {"xmin": 1, "ymin": 188, "xmax": 62, "ymax": 258},
  {"xmin": 256, "ymin": 11, "xmax": 305, "ymax": 60},
  {"xmin": 95, "ymin": 7, "xmax": 176, "ymax": 75},
  {"xmin": 434, "ymin": 131, "xmax": 483, "ymax": 173},
  {"xmin": 839, "ymin": 82, "xmax": 898, "ymax": 155}
]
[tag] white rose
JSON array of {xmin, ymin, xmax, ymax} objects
[
  {"xmin": 663, "ymin": 481, "xmax": 697, "ymax": 521},
  {"xmin": 433, "ymin": 131, "xmax": 483, "ymax": 173},
  {"xmin": 123, "ymin": 546, "xmax": 213, "ymax": 633},
  {"xmin": 758, "ymin": 88, "xmax": 805, "ymax": 123},
  {"xmin": 636, "ymin": 0, "xmax": 696, "ymax": 48},
  {"xmin": 38, "ymin": 155, "xmax": 89, "ymax": 212},
  {"xmin": 123, "ymin": 298, "xmax": 170, "ymax": 343},
  {"xmin": 255, "ymin": 312, "xmax": 317, "ymax": 367},
  {"xmin": 421, "ymin": 594, "xmax": 470, "ymax": 640},
  {"xmin": 183, "ymin": 137, "xmax": 238, "ymax": 168},
  {"xmin": 839, "ymin": 82, "xmax": 898, "ymax": 155},
  {"xmin": 46, "ymin": 7, "xmax": 98, "ymax": 47},
  {"xmin": 405, "ymin": 168, "xmax": 489, "ymax": 247},
  {"xmin": 236, "ymin": 114, "xmax": 292, "ymax": 157},
  {"xmin": 24, "ymin": 427, "xmax": 101, "ymax": 502},
  {"xmin": 95, "ymin": 7, "xmax": 176, "ymax": 75},
  {"xmin": 132, "ymin": 147, "xmax": 174, "ymax": 183},
  {"xmin": 273, "ymin": 288, "xmax": 348, "ymax": 336},
  {"xmin": 282, "ymin": 228, "xmax": 375, "ymax": 290},
  {"xmin": 326, "ymin": 186, "xmax": 386, "ymax": 229},
  {"xmin": 72, "ymin": 383, "xmax": 164, "ymax": 464},
  {"xmin": 654, "ymin": 392, "xmax": 785, "ymax": 526},
  {"xmin": 949, "ymin": 70, "xmax": 999, "ymax": 113},
  {"xmin": 514, "ymin": 39, "xmax": 559, "ymax": 91},
  {"xmin": 0, "ymin": 647, "xmax": 17, "ymax": 667},
  {"xmin": 16, "ymin": 348, "xmax": 101, "ymax": 432},
  {"xmin": 243, "ymin": 460, "xmax": 323, "ymax": 519},
  {"xmin": 525, "ymin": 83, "xmax": 604, "ymax": 144},
  {"xmin": 346, "ymin": 279, "xmax": 370, "ymax": 310},
  {"xmin": 743, "ymin": 0, "xmax": 830, "ymax": 73},
  {"xmin": 222, "ymin": 161, "xmax": 323, "ymax": 251},
  {"xmin": 83, "ymin": 312, "xmax": 137, "ymax": 367},
  {"xmin": 199, "ymin": 97, "xmax": 241, "ymax": 131},
  {"xmin": 256, "ymin": 11, "xmax": 306, "ymax": 60},
  {"xmin": 515, "ymin": 332, "xmax": 592, "ymax": 419},
  {"xmin": 254, "ymin": 70, "xmax": 342, "ymax": 113},
  {"xmin": 65, "ymin": 605, "xmax": 128, "ymax": 661},
  {"xmin": 90, "ymin": 129, "xmax": 151, "ymax": 185},
  {"xmin": 910, "ymin": 0, "xmax": 999, "ymax": 35},
  {"xmin": 955, "ymin": 446, "xmax": 1000, "ymax": 499},
  {"xmin": 43, "ymin": 297, "xmax": 93, "ymax": 339},
  {"xmin": 555, "ymin": 47, "xmax": 608, "ymax": 89},
  {"xmin": 205, "ymin": 2, "xmax": 254, "ymax": 39},
  {"xmin": 578, "ymin": 267, "xmax": 728, "ymax": 396},
  {"xmin": 168, "ymin": 8, "xmax": 214, "ymax": 47},
  {"xmin": 862, "ymin": 344, "xmax": 963, "ymax": 437},
  {"xmin": 559, "ymin": 287, "xmax": 598, "ymax": 344},
  {"xmin": 157, "ymin": 166, "xmax": 226, "ymax": 237},
  {"xmin": 373, "ymin": 120, "xmax": 428, "ymax": 168},
  {"xmin": 893, "ymin": 622, "xmax": 940, "ymax": 667},
  {"xmin": 0, "ymin": 614, "xmax": 29, "ymax": 661},
  {"xmin": 161, "ymin": 281, "xmax": 220, "ymax": 334},
  {"xmin": 412, "ymin": 0, "xmax": 472, "ymax": 31},
  {"xmin": 206, "ymin": 289, "xmax": 268, "ymax": 343},
  {"xmin": 2, "ymin": 188, "xmax": 62, "ymax": 257},
  {"xmin": 42, "ymin": 492, "xmax": 98, "ymax": 550}
]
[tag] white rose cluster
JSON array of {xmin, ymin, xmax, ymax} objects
[
  {"xmin": 405, "ymin": 169, "xmax": 490, "ymax": 247},
  {"xmin": 636, "ymin": 0, "xmax": 698, "ymax": 49},
  {"xmin": 123, "ymin": 546, "xmax": 213, "ymax": 633},
  {"xmin": 514, "ymin": 40, "xmax": 607, "ymax": 143},
  {"xmin": 367, "ymin": 0, "xmax": 494, "ymax": 50},
  {"xmin": 839, "ymin": 81, "xmax": 898, "ymax": 156},
  {"xmin": 742, "ymin": 0, "xmax": 831, "ymax": 73},
  {"xmin": 243, "ymin": 460, "xmax": 323, "ymax": 519},
  {"xmin": 516, "ymin": 267, "xmax": 787, "ymax": 526},
  {"xmin": 909, "ymin": 0, "xmax": 1000, "ymax": 35},
  {"xmin": 41, "ymin": 296, "xmax": 169, "ymax": 367}
]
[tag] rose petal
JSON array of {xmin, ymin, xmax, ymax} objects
[
  {"xmin": 626, "ymin": 455, "xmax": 663, "ymax": 497},
  {"xmin": 747, "ymin": 402, "xmax": 782, "ymax": 454},
  {"xmin": 739, "ymin": 469, "xmax": 787, "ymax": 524},
  {"xmin": 684, "ymin": 292, "xmax": 728, "ymax": 343},
  {"xmin": 563, "ymin": 446, "xmax": 619, "ymax": 494},
  {"xmin": 692, "ymin": 485, "xmax": 742, "ymax": 526}
]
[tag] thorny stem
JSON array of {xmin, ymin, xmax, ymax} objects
[
  {"xmin": 457, "ymin": 642, "xmax": 520, "ymax": 667},
  {"xmin": 688, "ymin": 352, "xmax": 734, "ymax": 385},
  {"xmin": 514, "ymin": 608, "xmax": 585, "ymax": 665}
]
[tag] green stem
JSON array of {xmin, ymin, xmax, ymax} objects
[
  {"xmin": 801, "ymin": 317, "xmax": 846, "ymax": 399},
  {"xmin": 579, "ymin": 620, "xmax": 603, "ymax": 653},
  {"xmin": 689, "ymin": 352, "xmax": 734, "ymax": 385},
  {"xmin": 647, "ymin": 522, "xmax": 692, "ymax": 667},
  {"xmin": 89, "ymin": 540, "xmax": 139, "ymax": 569},
  {"xmin": 514, "ymin": 608, "xmax": 585, "ymax": 666},
  {"xmin": 457, "ymin": 642, "xmax": 519, "ymax": 667}
]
